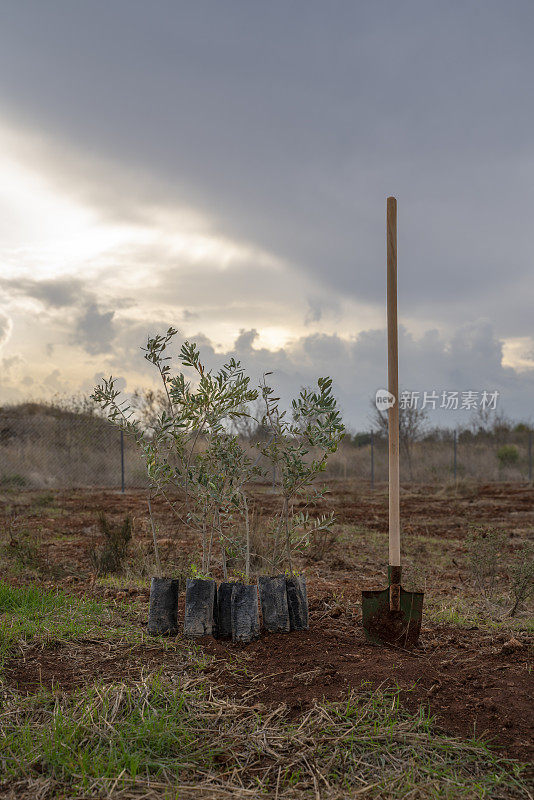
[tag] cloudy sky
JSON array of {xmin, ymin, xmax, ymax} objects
[{"xmin": 0, "ymin": 1, "xmax": 533, "ymax": 429}]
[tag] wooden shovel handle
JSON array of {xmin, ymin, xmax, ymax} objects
[{"xmin": 387, "ymin": 197, "xmax": 401, "ymax": 569}]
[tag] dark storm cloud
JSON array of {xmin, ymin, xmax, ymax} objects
[
  {"xmin": 0, "ymin": 1, "xmax": 532, "ymax": 337},
  {"xmin": 71, "ymin": 301, "xmax": 116, "ymax": 355},
  {"xmin": 0, "ymin": 311, "xmax": 12, "ymax": 348},
  {"xmin": 0, "ymin": 277, "xmax": 87, "ymax": 308}
]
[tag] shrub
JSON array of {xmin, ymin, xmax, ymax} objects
[
  {"xmin": 509, "ymin": 542, "xmax": 534, "ymax": 616},
  {"xmin": 466, "ymin": 527, "xmax": 507, "ymax": 600},
  {"xmin": 88, "ymin": 513, "xmax": 132, "ymax": 576},
  {"xmin": 6, "ymin": 526, "xmax": 43, "ymax": 571},
  {"xmin": 466, "ymin": 527, "xmax": 534, "ymax": 617},
  {"xmin": 34, "ymin": 492, "xmax": 55, "ymax": 508},
  {"xmin": 0, "ymin": 473, "xmax": 27, "ymax": 488},
  {"xmin": 91, "ymin": 330, "xmax": 260, "ymax": 579},
  {"xmin": 497, "ymin": 444, "xmax": 519, "ymax": 467}
]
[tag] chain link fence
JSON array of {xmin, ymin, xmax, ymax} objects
[
  {"xmin": 326, "ymin": 430, "xmax": 533, "ymax": 485},
  {"xmin": 0, "ymin": 409, "xmax": 150, "ymax": 490},
  {"xmin": 0, "ymin": 407, "xmax": 532, "ymax": 490}
]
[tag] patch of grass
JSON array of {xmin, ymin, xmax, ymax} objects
[
  {"xmin": 96, "ymin": 573, "xmax": 149, "ymax": 590},
  {"xmin": 0, "ymin": 680, "xmax": 528, "ymax": 799},
  {"xmin": 425, "ymin": 594, "xmax": 534, "ymax": 633},
  {"xmin": 32, "ymin": 492, "xmax": 56, "ymax": 508},
  {"xmin": 314, "ymin": 689, "xmax": 527, "ymax": 799},
  {"xmin": 464, "ymin": 527, "xmax": 534, "ymax": 621},
  {"xmin": 3, "ymin": 525, "xmax": 43, "ymax": 573},
  {"xmin": 0, "ymin": 578, "xmax": 530, "ymax": 798},
  {"xmin": 0, "ymin": 582, "xmax": 131, "ymax": 673},
  {"xmin": 337, "ymin": 524, "xmax": 534, "ymax": 633},
  {"xmin": 26, "ymin": 505, "xmax": 64, "ymax": 518},
  {"xmin": 0, "ymin": 580, "xmax": 206, "ymax": 681},
  {"xmin": 1, "ymin": 678, "xmax": 221, "ymax": 789}
]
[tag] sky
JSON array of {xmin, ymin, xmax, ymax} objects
[{"xmin": 0, "ymin": 1, "xmax": 533, "ymax": 430}]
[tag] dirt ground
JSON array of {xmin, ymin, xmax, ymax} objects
[{"xmin": 2, "ymin": 481, "xmax": 533, "ymax": 763}]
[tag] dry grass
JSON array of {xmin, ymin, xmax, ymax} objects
[
  {"xmin": 1, "ymin": 673, "xmax": 529, "ymax": 800},
  {"xmin": 325, "ymin": 438, "xmax": 532, "ymax": 484}
]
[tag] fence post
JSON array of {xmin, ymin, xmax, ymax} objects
[
  {"xmin": 529, "ymin": 430, "xmax": 532, "ymax": 483},
  {"xmin": 370, "ymin": 431, "xmax": 374, "ymax": 490},
  {"xmin": 453, "ymin": 430, "xmax": 457, "ymax": 482},
  {"xmin": 120, "ymin": 429, "xmax": 125, "ymax": 493}
]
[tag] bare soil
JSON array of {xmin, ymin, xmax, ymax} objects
[
  {"xmin": 5, "ymin": 586, "xmax": 532, "ymax": 762},
  {"xmin": 2, "ymin": 482, "xmax": 533, "ymax": 763}
]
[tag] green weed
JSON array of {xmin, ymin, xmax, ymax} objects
[
  {"xmin": 0, "ymin": 582, "xmax": 117, "ymax": 672},
  {"xmin": 33, "ymin": 492, "xmax": 56, "ymax": 508}
]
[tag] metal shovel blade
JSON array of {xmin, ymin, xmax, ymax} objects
[{"xmin": 362, "ymin": 581, "xmax": 424, "ymax": 648}]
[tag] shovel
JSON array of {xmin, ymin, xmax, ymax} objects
[{"xmin": 362, "ymin": 197, "xmax": 424, "ymax": 647}]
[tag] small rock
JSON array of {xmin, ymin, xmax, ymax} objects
[
  {"xmin": 501, "ymin": 638, "xmax": 523, "ymax": 654},
  {"xmin": 159, "ymin": 538, "xmax": 173, "ymax": 548}
]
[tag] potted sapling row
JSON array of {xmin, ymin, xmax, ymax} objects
[
  {"xmin": 256, "ymin": 375, "xmax": 344, "ymax": 631},
  {"xmin": 91, "ymin": 328, "xmax": 258, "ymax": 637}
]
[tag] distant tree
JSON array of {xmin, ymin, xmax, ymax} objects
[
  {"xmin": 343, "ymin": 431, "xmax": 372, "ymax": 447},
  {"xmin": 130, "ymin": 387, "xmax": 172, "ymax": 436},
  {"xmin": 228, "ymin": 399, "xmax": 271, "ymax": 441},
  {"xmin": 469, "ymin": 407, "xmax": 513, "ymax": 444},
  {"xmin": 370, "ymin": 399, "xmax": 428, "ymax": 480},
  {"xmin": 469, "ymin": 404, "xmax": 497, "ymax": 435}
]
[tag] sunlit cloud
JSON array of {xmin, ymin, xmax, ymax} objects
[
  {"xmin": 0, "ymin": 123, "xmax": 282, "ymax": 287},
  {"xmin": 502, "ymin": 338, "xmax": 534, "ymax": 373},
  {"xmin": 0, "ymin": 148, "xmax": 133, "ymax": 281}
]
